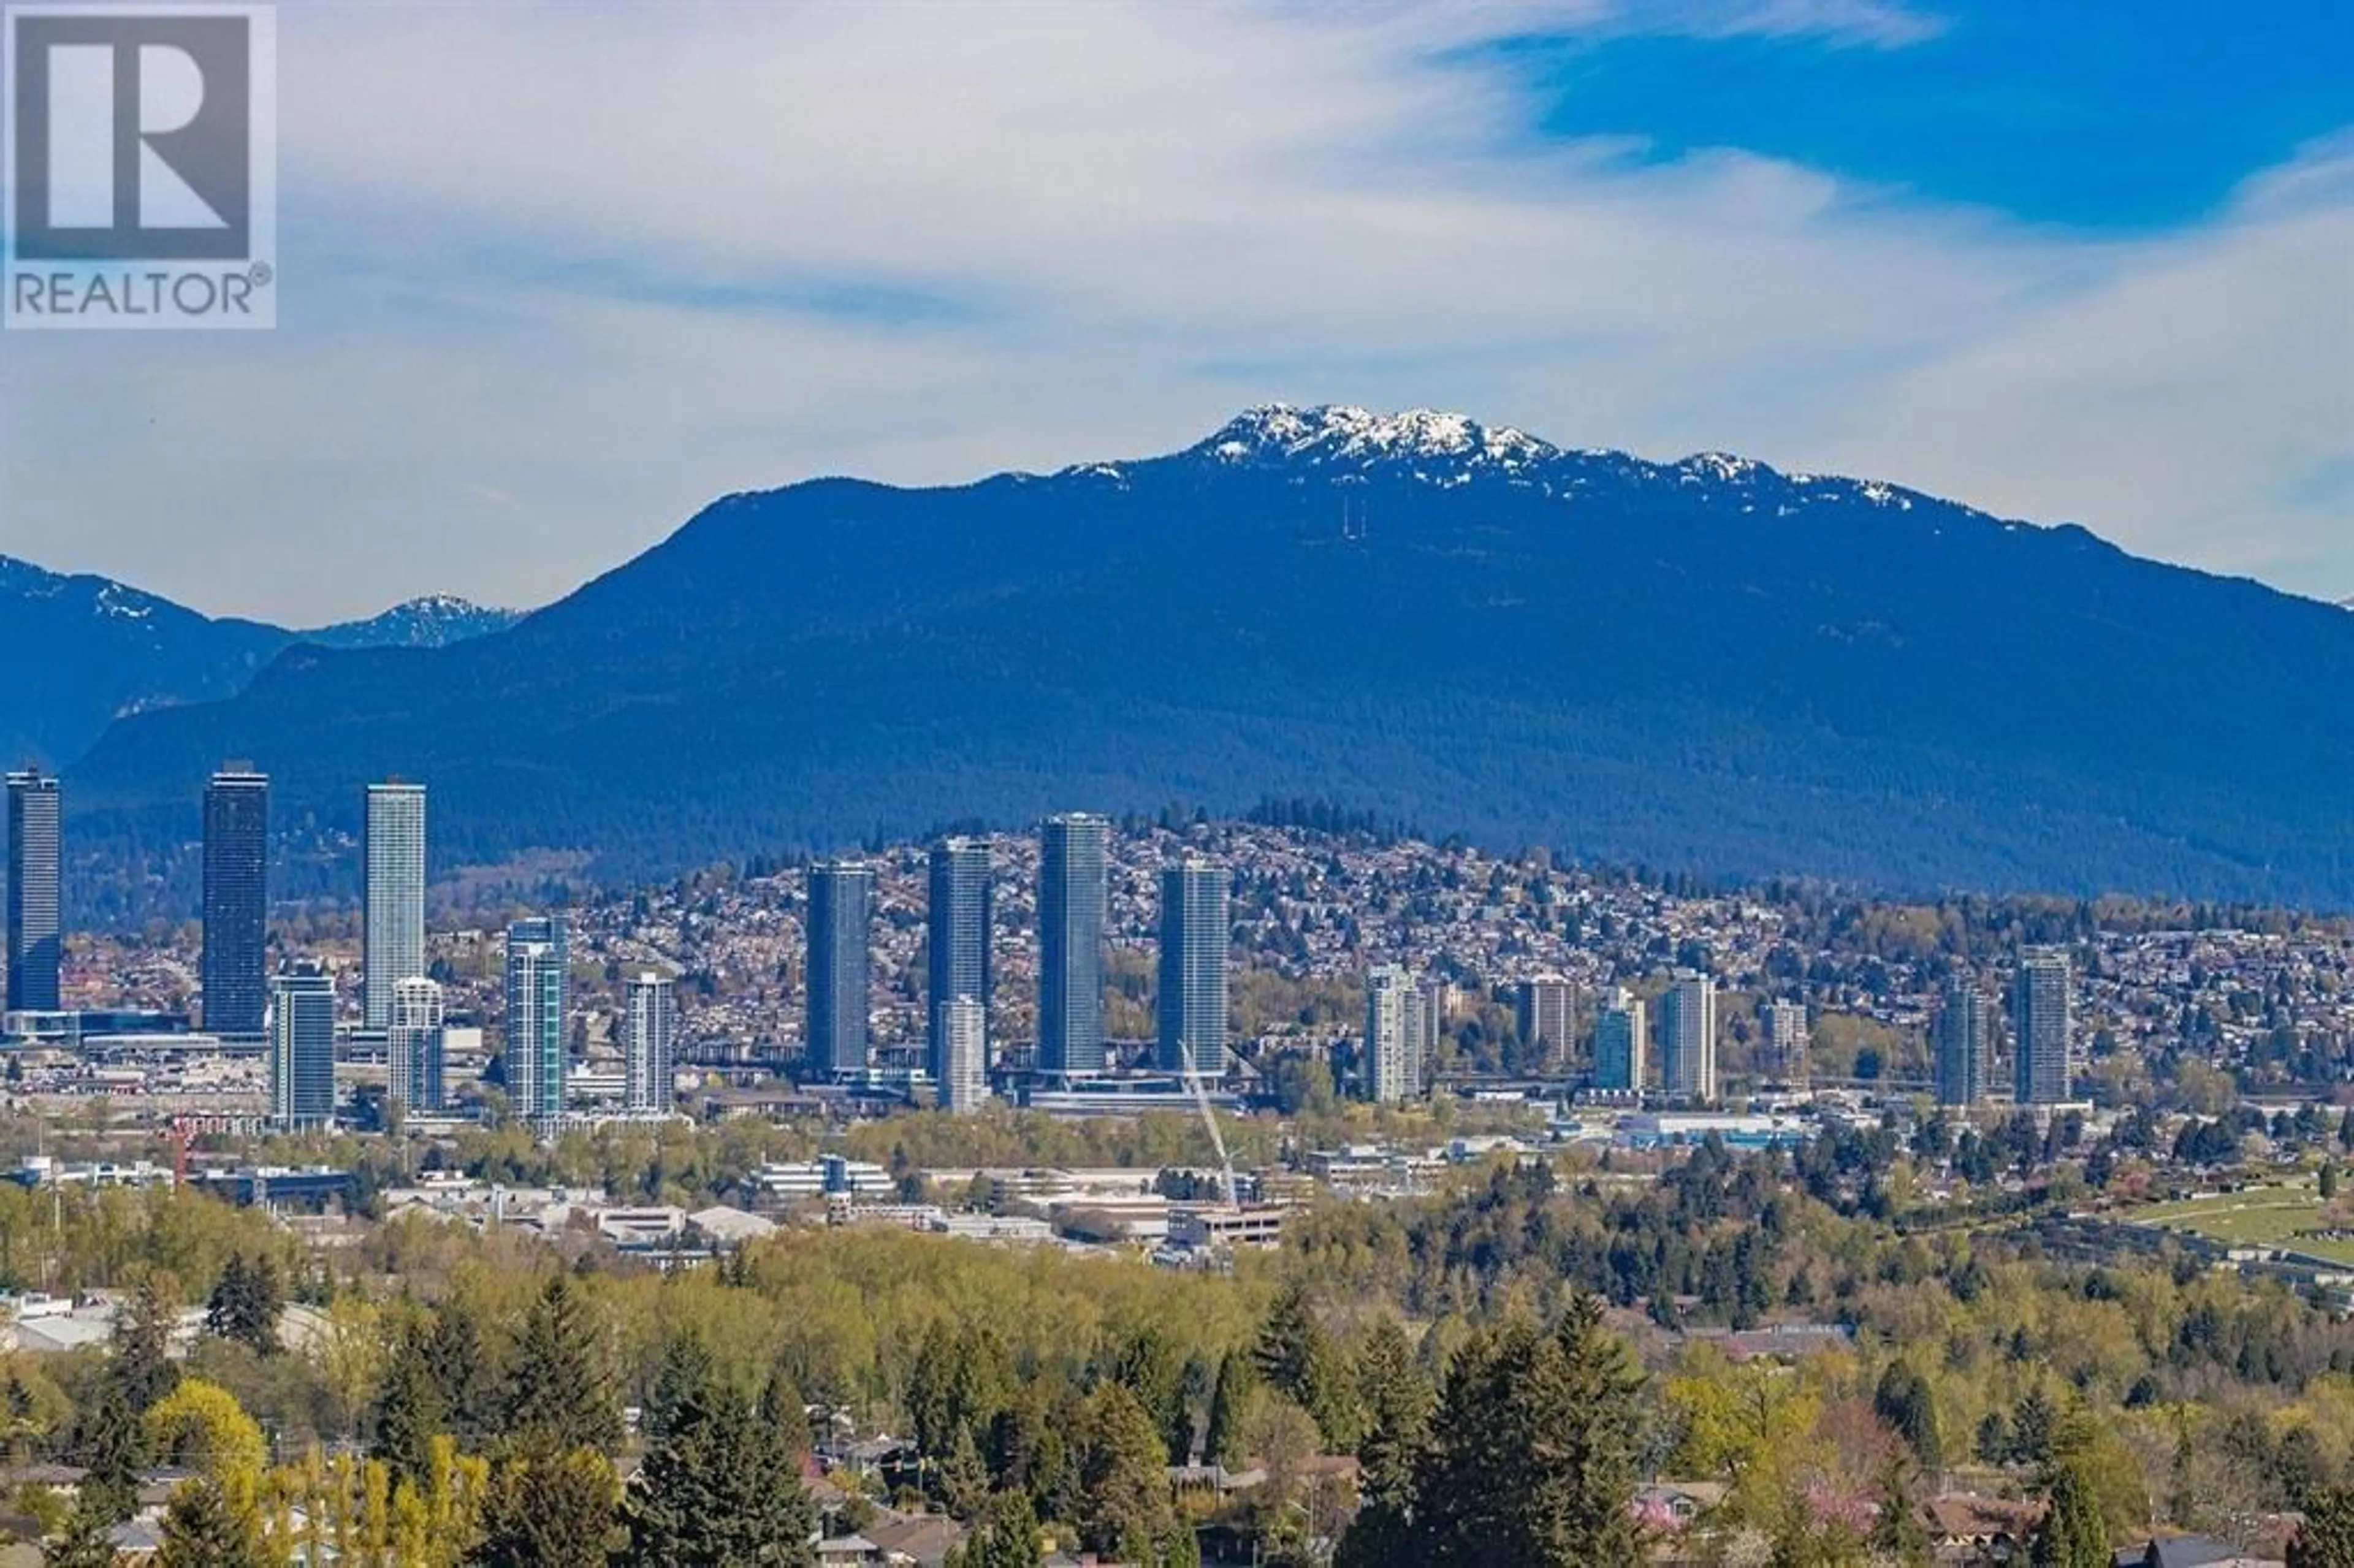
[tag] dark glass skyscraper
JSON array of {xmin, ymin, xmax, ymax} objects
[
  {"xmin": 5, "ymin": 769, "xmax": 60, "ymax": 1013},
  {"xmin": 1038, "ymin": 813, "xmax": 1108, "ymax": 1076},
  {"xmin": 1156, "ymin": 857, "xmax": 1229, "ymax": 1078},
  {"xmin": 807, "ymin": 861, "xmax": 874, "ymax": 1078},
  {"xmin": 927, "ymin": 839, "xmax": 992, "ymax": 1087},
  {"xmin": 202, "ymin": 766, "xmax": 270, "ymax": 1035}
]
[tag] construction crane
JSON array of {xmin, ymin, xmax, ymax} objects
[{"xmin": 1183, "ymin": 1045, "xmax": 1238, "ymax": 1211}]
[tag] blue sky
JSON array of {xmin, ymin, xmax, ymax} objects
[
  {"xmin": 1504, "ymin": 2, "xmax": 2353, "ymax": 230},
  {"xmin": 1, "ymin": 0, "xmax": 2347, "ymax": 621}
]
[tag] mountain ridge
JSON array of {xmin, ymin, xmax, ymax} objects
[
  {"xmin": 55, "ymin": 405, "xmax": 2354, "ymax": 911},
  {"xmin": 0, "ymin": 555, "xmax": 522, "ymax": 767}
]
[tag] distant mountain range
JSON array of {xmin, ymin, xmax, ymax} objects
[
  {"xmin": 301, "ymin": 595, "xmax": 525, "ymax": 652},
  {"xmin": 49, "ymin": 405, "xmax": 2354, "ymax": 908},
  {"xmin": 0, "ymin": 556, "xmax": 517, "ymax": 766}
]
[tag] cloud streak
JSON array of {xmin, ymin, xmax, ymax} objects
[{"xmin": 0, "ymin": 0, "xmax": 2344, "ymax": 622}]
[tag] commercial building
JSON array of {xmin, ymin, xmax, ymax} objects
[
  {"xmin": 1365, "ymin": 965, "xmax": 1420, "ymax": 1104},
  {"xmin": 1593, "ymin": 988, "xmax": 1648, "ymax": 1093},
  {"xmin": 1660, "ymin": 975, "xmax": 1718, "ymax": 1103},
  {"xmin": 200, "ymin": 766, "xmax": 269, "ymax": 1035},
  {"xmin": 926, "ymin": 839, "xmax": 992, "ymax": 1087},
  {"xmin": 5, "ymin": 769, "xmax": 60, "ymax": 1013},
  {"xmin": 623, "ymin": 972, "xmax": 677, "ymax": 1114},
  {"xmin": 939, "ymin": 995, "xmax": 989, "ymax": 1114},
  {"xmin": 387, "ymin": 975, "xmax": 446, "ymax": 1114},
  {"xmin": 362, "ymin": 783, "xmax": 427, "ymax": 1030},
  {"xmin": 1038, "ymin": 813, "xmax": 1109, "ymax": 1076},
  {"xmin": 1156, "ymin": 858, "xmax": 1230, "ymax": 1079},
  {"xmin": 505, "ymin": 916, "xmax": 569, "ymax": 1129},
  {"xmin": 1518, "ymin": 975, "xmax": 1575, "ymax": 1067},
  {"xmin": 268, "ymin": 968, "xmax": 336, "ymax": 1130},
  {"xmin": 2013, "ymin": 950, "xmax": 2073, "ymax": 1106},
  {"xmin": 1935, "ymin": 981, "xmax": 1990, "ymax": 1108},
  {"xmin": 807, "ymin": 861, "xmax": 874, "ymax": 1078},
  {"xmin": 1763, "ymin": 1000, "xmax": 1808, "ymax": 1084}
]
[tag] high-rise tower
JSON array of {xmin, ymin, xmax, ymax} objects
[
  {"xmin": 387, "ymin": 976, "xmax": 446, "ymax": 1115},
  {"xmin": 624, "ymin": 972, "xmax": 677, "ymax": 1114},
  {"xmin": 505, "ymin": 916, "xmax": 569, "ymax": 1130},
  {"xmin": 940, "ymin": 995, "xmax": 990, "ymax": 1114},
  {"xmin": 927, "ymin": 839, "xmax": 992, "ymax": 1086},
  {"xmin": 1364, "ymin": 966, "xmax": 1419, "ymax": 1103},
  {"xmin": 4, "ymin": 769, "xmax": 61, "ymax": 1013},
  {"xmin": 1660, "ymin": 975, "xmax": 1718, "ymax": 1102},
  {"xmin": 201, "ymin": 766, "xmax": 269, "ymax": 1035},
  {"xmin": 1935, "ymin": 981, "xmax": 1990, "ymax": 1108},
  {"xmin": 269, "ymin": 967, "xmax": 336, "ymax": 1130},
  {"xmin": 1593, "ymin": 988, "xmax": 1648, "ymax": 1092},
  {"xmin": 1156, "ymin": 858, "xmax": 1230, "ymax": 1080},
  {"xmin": 807, "ymin": 861, "xmax": 874, "ymax": 1078},
  {"xmin": 2013, "ymin": 951, "xmax": 2073, "ymax": 1106},
  {"xmin": 1038, "ymin": 813, "xmax": 1109, "ymax": 1076},
  {"xmin": 364, "ymin": 782, "xmax": 427, "ymax": 1029},
  {"xmin": 1518, "ymin": 975, "xmax": 1575, "ymax": 1067}
]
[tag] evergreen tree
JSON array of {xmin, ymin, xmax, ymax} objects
[
  {"xmin": 2290, "ymin": 1486, "xmax": 2354, "ymax": 1568},
  {"xmin": 1352, "ymin": 1319, "xmax": 1432, "ymax": 1510},
  {"xmin": 1203, "ymin": 1352, "xmax": 1256, "ymax": 1471},
  {"xmin": 948, "ymin": 1490, "xmax": 1042, "ymax": 1568},
  {"xmin": 501, "ymin": 1276, "xmax": 620, "ymax": 1456},
  {"xmin": 1395, "ymin": 1298, "xmax": 1644, "ymax": 1567},
  {"xmin": 1868, "ymin": 1460, "xmax": 1932, "ymax": 1567},
  {"xmin": 1077, "ymin": 1383, "xmax": 1176, "ymax": 1561},
  {"xmin": 622, "ymin": 1349, "xmax": 815, "ymax": 1566},
  {"xmin": 375, "ymin": 1318, "xmax": 451, "ymax": 1488},
  {"xmin": 1528, "ymin": 1295, "xmax": 1644, "ymax": 1562},
  {"xmin": 70, "ymin": 1383, "xmax": 140, "ymax": 1524},
  {"xmin": 40, "ymin": 1499, "xmax": 121, "ymax": 1568},
  {"xmin": 1873, "ymin": 1360, "xmax": 1943, "ymax": 1472},
  {"xmin": 2030, "ymin": 1450, "xmax": 2108, "ymax": 1568},
  {"xmin": 204, "ymin": 1252, "xmax": 283, "ymax": 1357},
  {"xmin": 110, "ymin": 1277, "xmax": 180, "ymax": 1417},
  {"xmin": 939, "ymin": 1426, "xmax": 991, "ymax": 1520},
  {"xmin": 1403, "ymin": 1319, "xmax": 1531, "ymax": 1561},
  {"xmin": 155, "ymin": 1477, "xmax": 272, "ymax": 1568},
  {"xmin": 1254, "ymin": 1284, "xmax": 1319, "ymax": 1404},
  {"xmin": 1253, "ymin": 1284, "xmax": 1360, "ymax": 1452},
  {"xmin": 641, "ymin": 1325, "xmax": 716, "ymax": 1446},
  {"xmin": 473, "ymin": 1447, "xmax": 619, "ymax": 1568},
  {"xmin": 203, "ymin": 1254, "xmax": 248, "ymax": 1342},
  {"xmin": 430, "ymin": 1291, "xmax": 505, "ymax": 1448},
  {"xmin": 1336, "ymin": 1320, "xmax": 1433, "ymax": 1568}
]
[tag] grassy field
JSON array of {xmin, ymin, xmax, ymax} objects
[{"xmin": 2130, "ymin": 1179, "xmax": 2354, "ymax": 1266}]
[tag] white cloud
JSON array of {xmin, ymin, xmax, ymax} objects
[{"xmin": 0, "ymin": 0, "xmax": 2344, "ymax": 622}]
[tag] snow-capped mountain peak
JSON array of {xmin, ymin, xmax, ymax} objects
[
  {"xmin": 1194, "ymin": 403, "xmax": 1559, "ymax": 471},
  {"xmin": 302, "ymin": 595, "xmax": 524, "ymax": 649}
]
